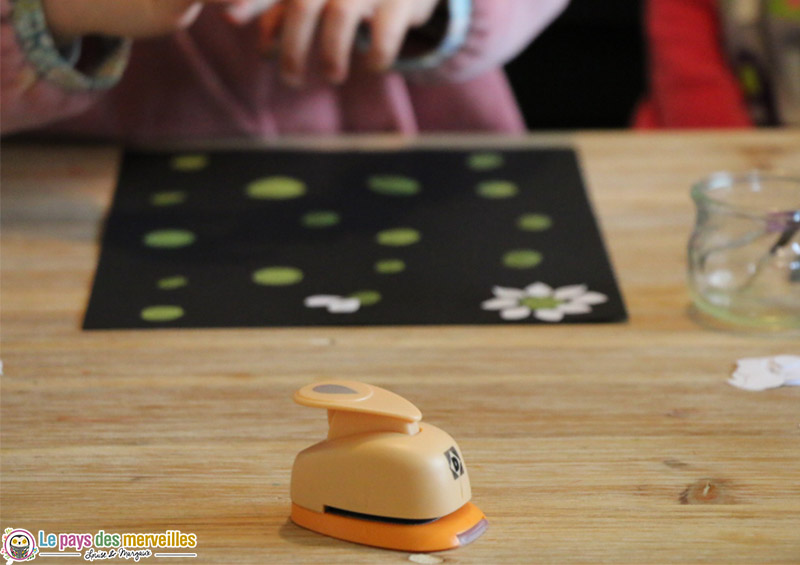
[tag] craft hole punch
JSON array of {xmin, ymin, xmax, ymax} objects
[{"xmin": 289, "ymin": 380, "xmax": 487, "ymax": 552}]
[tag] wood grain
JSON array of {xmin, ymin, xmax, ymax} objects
[{"xmin": 2, "ymin": 132, "xmax": 799, "ymax": 564}]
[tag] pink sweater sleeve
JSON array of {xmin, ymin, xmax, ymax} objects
[
  {"xmin": 0, "ymin": 0, "xmax": 126, "ymax": 135},
  {"xmin": 411, "ymin": 0, "xmax": 570, "ymax": 83}
]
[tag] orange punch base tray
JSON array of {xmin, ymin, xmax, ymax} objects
[{"xmin": 291, "ymin": 502, "xmax": 488, "ymax": 552}]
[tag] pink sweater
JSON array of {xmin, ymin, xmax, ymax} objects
[{"xmin": 1, "ymin": 1, "xmax": 568, "ymax": 140}]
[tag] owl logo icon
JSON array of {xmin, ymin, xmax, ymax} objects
[
  {"xmin": 1, "ymin": 528, "xmax": 38, "ymax": 563},
  {"xmin": 444, "ymin": 446, "xmax": 465, "ymax": 480}
]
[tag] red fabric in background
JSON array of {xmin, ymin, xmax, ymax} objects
[{"xmin": 635, "ymin": 0, "xmax": 753, "ymax": 128}]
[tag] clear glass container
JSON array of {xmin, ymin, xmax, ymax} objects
[{"xmin": 688, "ymin": 171, "xmax": 800, "ymax": 332}]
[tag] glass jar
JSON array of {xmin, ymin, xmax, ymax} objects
[{"xmin": 688, "ymin": 171, "xmax": 800, "ymax": 332}]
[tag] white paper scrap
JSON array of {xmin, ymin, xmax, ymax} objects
[{"xmin": 728, "ymin": 355, "xmax": 800, "ymax": 391}]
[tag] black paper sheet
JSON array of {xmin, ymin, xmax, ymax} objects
[{"xmin": 84, "ymin": 148, "xmax": 626, "ymax": 329}]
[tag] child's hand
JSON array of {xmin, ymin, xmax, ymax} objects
[
  {"xmin": 43, "ymin": 0, "xmax": 237, "ymax": 44},
  {"xmin": 260, "ymin": 0, "xmax": 441, "ymax": 86}
]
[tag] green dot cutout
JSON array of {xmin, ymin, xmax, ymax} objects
[
  {"xmin": 150, "ymin": 191, "xmax": 187, "ymax": 207},
  {"xmin": 246, "ymin": 177, "xmax": 306, "ymax": 200},
  {"xmin": 520, "ymin": 296, "xmax": 561, "ymax": 310},
  {"xmin": 468, "ymin": 152, "xmax": 504, "ymax": 171},
  {"xmin": 143, "ymin": 229, "xmax": 196, "ymax": 248},
  {"xmin": 517, "ymin": 213, "xmax": 553, "ymax": 232},
  {"xmin": 503, "ymin": 249, "xmax": 543, "ymax": 269},
  {"xmin": 141, "ymin": 305, "xmax": 184, "ymax": 322},
  {"xmin": 368, "ymin": 175, "xmax": 421, "ymax": 197},
  {"xmin": 376, "ymin": 228, "xmax": 421, "ymax": 247},
  {"xmin": 157, "ymin": 276, "xmax": 188, "ymax": 290},
  {"xmin": 253, "ymin": 267, "xmax": 304, "ymax": 286},
  {"xmin": 171, "ymin": 154, "xmax": 208, "ymax": 171},
  {"xmin": 301, "ymin": 210, "xmax": 340, "ymax": 229},
  {"xmin": 351, "ymin": 290, "xmax": 382, "ymax": 306},
  {"xmin": 477, "ymin": 180, "xmax": 519, "ymax": 199},
  {"xmin": 375, "ymin": 259, "xmax": 406, "ymax": 274}
]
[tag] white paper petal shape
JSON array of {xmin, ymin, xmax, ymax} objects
[
  {"xmin": 728, "ymin": 371, "xmax": 786, "ymax": 391},
  {"xmin": 493, "ymin": 286, "xmax": 526, "ymax": 299},
  {"xmin": 558, "ymin": 302, "xmax": 592, "ymax": 315},
  {"xmin": 500, "ymin": 306, "xmax": 531, "ymax": 320},
  {"xmin": 782, "ymin": 366, "xmax": 800, "ymax": 381},
  {"xmin": 305, "ymin": 295, "xmax": 342, "ymax": 308},
  {"xmin": 554, "ymin": 284, "xmax": 588, "ymax": 300},
  {"xmin": 524, "ymin": 282, "xmax": 552, "ymax": 297},
  {"xmin": 574, "ymin": 291, "xmax": 608, "ymax": 305},
  {"xmin": 534, "ymin": 308, "xmax": 564, "ymax": 322},
  {"xmin": 772, "ymin": 355, "xmax": 800, "ymax": 378},
  {"xmin": 729, "ymin": 355, "xmax": 800, "ymax": 391},
  {"xmin": 774, "ymin": 355, "xmax": 800, "ymax": 367},
  {"xmin": 328, "ymin": 298, "xmax": 361, "ymax": 314},
  {"xmin": 482, "ymin": 297, "xmax": 519, "ymax": 310}
]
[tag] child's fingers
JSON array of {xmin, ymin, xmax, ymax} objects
[
  {"xmin": 226, "ymin": 0, "xmax": 281, "ymax": 24},
  {"xmin": 156, "ymin": 1, "xmax": 239, "ymax": 32},
  {"xmin": 268, "ymin": 0, "xmax": 440, "ymax": 85},
  {"xmin": 281, "ymin": 0, "xmax": 328, "ymax": 86},
  {"xmin": 319, "ymin": 0, "xmax": 374, "ymax": 84},
  {"xmin": 175, "ymin": 2, "xmax": 205, "ymax": 28},
  {"xmin": 258, "ymin": 4, "xmax": 286, "ymax": 53},
  {"xmin": 408, "ymin": 0, "xmax": 439, "ymax": 26},
  {"xmin": 73, "ymin": 0, "xmax": 238, "ymax": 38},
  {"xmin": 368, "ymin": 0, "xmax": 413, "ymax": 72}
]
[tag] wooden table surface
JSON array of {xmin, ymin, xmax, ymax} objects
[{"xmin": 2, "ymin": 132, "xmax": 799, "ymax": 564}]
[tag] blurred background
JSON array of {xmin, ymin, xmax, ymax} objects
[{"xmin": 505, "ymin": 0, "xmax": 645, "ymax": 130}]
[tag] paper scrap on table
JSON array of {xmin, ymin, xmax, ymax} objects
[{"xmin": 728, "ymin": 355, "xmax": 800, "ymax": 391}]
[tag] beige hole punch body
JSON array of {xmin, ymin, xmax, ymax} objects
[{"xmin": 290, "ymin": 381, "xmax": 487, "ymax": 552}]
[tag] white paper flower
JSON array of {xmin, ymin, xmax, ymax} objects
[
  {"xmin": 728, "ymin": 355, "xmax": 800, "ymax": 391},
  {"xmin": 305, "ymin": 295, "xmax": 361, "ymax": 314},
  {"xmin": 481, "ymin": 283, "xmax": 608, "ymax": 322}
]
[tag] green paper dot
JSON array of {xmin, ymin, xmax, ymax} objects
[
  {"xmin": 143, "ymin": 229, "xmax": 196, "ymax": 248},
  {"xmin": 350, "ymin": 290, "xmax": 382, "ymax": 306},
  {"xmin": 368, "ymin": 175, "xmax": 421, "ymax": 197},
  {"xmin": 301, "ymin": 210, "xmax": 340, "ymax": 228},
  {"xmin": 375, "ymin": 259, "xmax": 406, "ymax": 274},
  {"xmin": 253, "ymin": 266, "xmax": 304, "ymax": 286},
  {"xmin": 171, "ymin": 154, "xmax": 208, "ymax": 171},
  {"xmin": 141, "ymin": 305, "xmax": 184, "ymax": 322},
  {"xmin": 157, "ymin": 276, "xmax": 188, "ymax": 290},
  {"xmin": 477, "ymin": 180, "xmax": 519, "ymax": 199},
  {"xmin": 150, "ymin": 191, "xmax": 187, "ymax": 207},
  {"xmin": 376, "ymin": 228, "xmax": 421, "ymax": 247},
  {"xmin": 517, "ymin": 213, "xmax": 553, "ymax": 232},
  {"xmin": 503, "ymin": 249, "xmax": 543, "ymax": 269},
  {"xmin": 521, "ymin": 296, "xmax": 561, "ymax": 310},
  {"xmin": 246, "ymin": 176, "xmax": 306, "ymax": 200},
  {"xmin": 468, "ymin": 152, "xmax": 504, "ymax": 171}
]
